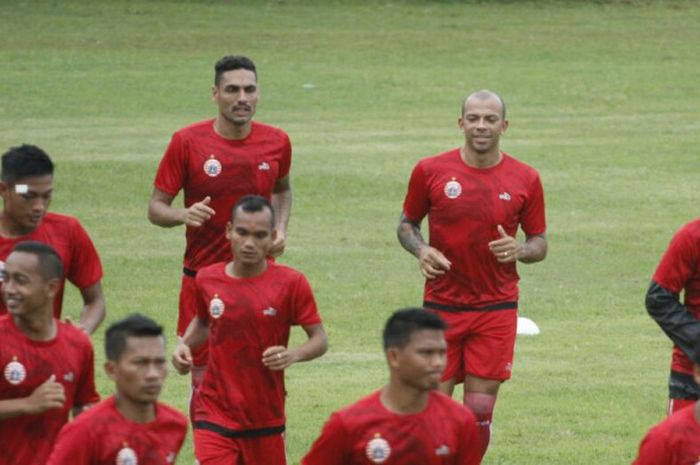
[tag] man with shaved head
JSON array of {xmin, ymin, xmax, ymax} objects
[{"xmin": 397, "ymin": 90, "xmax": 548, "ymax": 460}]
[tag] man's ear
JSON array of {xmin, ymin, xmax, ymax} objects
[{"xmin": 104, "ymin": 360, "xmax": 117, "ymax": 381}]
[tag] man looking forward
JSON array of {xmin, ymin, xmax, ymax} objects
[
  {"xmin": 397, "ymin": 90, "xmax": 547, "ymax": 459},
  {"xmin": 0, "ymin": 241, "xmax": 99, "ymax": 465},
  {"xmin": 0, "ymin": 144, "xmax": 105, "ymax": 333},
  {"xmin": 48, "ymin": 313, "xmax": 188, "ymax": 465},
  {"xmin": 149, "ymin": 55, "xmax": 293, "ymax": 384},
  {"xmin": 303, "ymin": 308, "xmax": 481, "ymax": 465},
  {"xmin": 172, "ymin": 195, "xmax": 326, "ymax": 465}
]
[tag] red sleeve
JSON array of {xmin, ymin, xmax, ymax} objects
[
  {"xmin": 153, "ymin": 131, "xmax": 186, "ymax": 196},
  {"xmin": 631, "ymin": 425, "xmax": 671, "ymax": 465},
  {"xmin": 653, "ymin": 226, "xmax": 698, "ymax": 293},
  {"xmin": 520, "ymin": 171, "xmax": 546, "ymax": 236},
  {"xmin": 278, "ymin": 133, "xmax": 292, "ymax": 179},
  {"xmin": 302, "ymin": 413, "xmax": 348, "ymax": 465},
  {"xmin": 194, "ymin": 275, "xmax": 210, "ymax": 323},
  {"xmin": 74, "ymin": 338, "xmax": 100, "ymax": 407},
  {"xmin": 46, "ymin": 420, "xmax": 93, "ymax": 465},
  {"xmin": 67, "ymin": 219, "xmax": 103, "ymax": 289},
  {"xmin": 292, "ymin": 273, "xmax": 321, "ymax": 326},
  {"xmin": 402, "ymin": 162, "xmax": 430, "ymax": 223}
]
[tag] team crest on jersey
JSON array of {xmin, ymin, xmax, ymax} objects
[
  {"xmin": 365, "ymin": 434, "xmax": 391, "ymax": 464},
  {"xmin": 209, "ymin": 295, "xmax": 225, "ymax": 319},
  {"xmin": 4, "ymin": 357, "xmax": 26, "ymax": 385},
  {"xmin": 116, "ymin": 444, "xmax": 138, "ymax": 465},
  {"xmin": 443, "ymin": 178, "xmax": 462, "ymax": 199},
  {"xmin": 203, "ymin": 155, "xmax": 222, "ymax": 177}
]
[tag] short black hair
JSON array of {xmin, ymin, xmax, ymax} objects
[
  {"xmin": 214, "ymin": 55, "xmax": 257, "ymax": 86},
  {"xmin": 1, "ymin": 144, "xmax": 54, "ymax": 183},
  {"xmin": 383, "ymin": 308, "xmax": 446, "ymax": 350},
  {"xmin": 231, "ymin": 195, "xmax": 275, "ymax": 228},
  {"xmin": 11, "ymin": 241, "xmax": 64, "ymax": 281},
  {"xmin": 105, "ymin": 313, "xmax": 164, "ymax": 361}
]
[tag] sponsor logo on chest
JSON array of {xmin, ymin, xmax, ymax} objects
[{"xmin": 365, "ymin": 434, "xmax": 391, "ymax": 463}]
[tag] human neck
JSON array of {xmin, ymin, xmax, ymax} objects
[
  {"xmin": 213, "ymin": 117, "xmax": 252, "ymax": 140},
  {"xmin": 380, "ymin": 382, "xmax": 430, "ymax": 415},
  {"xmin": 13, "ymin": 312, "xmax": 56, "ymax": 341},
  {"xmin": 115, "ymin": 393, "xmax": 156, "ymax": 424},
  {"xmin": 460, "ymin": 146, "xmax": 502, "ymax": 169},
  {"xmin": 227, "ymin": 259, "xmax": 267, "ymax": 279},
  {"xmin": 0, "ymin": 213, "xmax": 36, "ymax": 238}
]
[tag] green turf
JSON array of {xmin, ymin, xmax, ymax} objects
[{"xmin": 2, "ymin": 0, "xmax": 699, "ymax": 463}]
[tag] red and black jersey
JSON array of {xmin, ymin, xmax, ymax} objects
[
  {"xmin": 633, "ymin": 405, "xmax": 700, "ymax": 465},
  {"xmin": 192, "ymin": 261, "xmax": 321, "ymax": 433},
  {"xmin": 0, "ymin": 212, "xmax": 103, "ymax": 318},
  {"xmin": 153, "ymin": 120, "xmax": 292, "ymax": 270},
  {"xmin": 47, "ymin": 396, "xmax": 188, "ymax": 465},
  {"xmin": 303, "ymin": 390, "xmax": 481, "ymax": 465},
  {"xmin": 0, "ymin": 316, "xmax": 99, "ymax": 465},
  {"xmin": 403, "ymin": 150, "xmax": 546, "ymax": 309}
]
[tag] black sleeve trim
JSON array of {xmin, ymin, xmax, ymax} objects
[{"xmin": 645, "ymin": 280, "xmax": 700, "ymax": 359}]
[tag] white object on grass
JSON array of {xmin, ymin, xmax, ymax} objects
[{"xmin": 516, "ymin": 316, "xmax": 540, "ymax": 336}]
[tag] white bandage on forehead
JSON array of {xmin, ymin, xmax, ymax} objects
[{"xmin": 14, "ymin": 184, "xmax": 28, "ymax": 194}]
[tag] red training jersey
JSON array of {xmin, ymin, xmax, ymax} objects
[
  {"xmin": 633, "ymin": 405, "xmax": 700, "ymax": 465},
  {"xmin": 0, "ymin": 212, "xmax": 103, "ymax": 318},
  {"xmin": 153, "ymin": 120, "xmax": 292, "ymax": 270},
  {"xmin": 0, "ymin": 315, "xmax": 99, "ymax": 465},
  {"xmin": 402, "ymin": 150, "xmax": 546, "ymax": 309},
  {"xmin": 47, "ymin": 396, "xmax": 188, "ymax": 465},
  {"xmin": 302, "ymin": 390, "xmax": 481, "ymax": 465},
  {"xmin": 192, "ymin": 261, "xmax": 321, "ymax": 432}
]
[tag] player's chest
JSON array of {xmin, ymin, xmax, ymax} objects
[
  {"xmin": 202, "ymin": 280, "xmax": 290, "ymax": 327},
  {"xmin": 185, "ymin": 142, "xmax": 281, "ymax": 187},
  {"xmin": 95, "ymin": 430, "xmax": 179, "ymax": 465}
]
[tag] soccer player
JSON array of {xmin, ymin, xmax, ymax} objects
[
  {"xmin": 0, "ymin": 241, "xmax": 99, "ymax": 465},
  {"xmin": 303, "ymin": 308, "xmax": 480, "ymax": 465},
  {"xmin": 646, "ymin": 218, "xmax": 700, "ymax": 414},
  {"xmin": 632, "ymin": 334, "xmax": 700, "ymax": 464},
  {"xmin": 47, "ymin": 313, "xmax": 188, "ymax": 465},
  {"xmin": 397, "ymin": 90, "xmax": 547, "ymax": 459},
  {"xmin": 149, "ymin": 55, "xmax": 293, "ymax": 384},
  {"xmin": 0, "ymin": 144, "xmax": 105, "ymax": 333},
  {"xmin": 172, "ymin": 195, "xmax": 327, "ymax": 465}
]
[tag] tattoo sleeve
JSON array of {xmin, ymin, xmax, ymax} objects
[
  {"xmin": 397, "ymin": 213, "xmax": 427, "ymax": 257},
  {"xmin": 646, "ymin": 280, "xmax": 700, "ymax": 359}
]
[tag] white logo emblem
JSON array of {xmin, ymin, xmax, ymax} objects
[
  {"xmin": 165, "ymin": 452, "xmax": 176, "ymax": 464},
  {"xmin": 443, "ymin": 179, "xmax": 462, "ymax": 199},
  {"xmin": 4, "ymin": 358, "xmax": 26, "ymax": 385},
  {"xmin": 365, "ymin": 435, "xmax": 391, "ymax": 464},
  {"xmin": 435, "ymin": 444, "xmax": 451, "ymax": 456},
  {"xmin": 258, "ymin": 162, "xmax": 270, "ymax": 171},
  {"xmin": 203, "ymin": 156, "xmax": 222, "ymax": 177},
  {"xmin": 262, "ymin": 307, "xmax": 277, "ymax": 317},
  {"xmin": 499, "ymin": 192, "xmax": 511, "ymax": 201},
  {"xmin": 116, "ymin": 445, "xmax": 138, "ymax": 465},
  {"xmin": 209, "ymin": 296, "xmax": 225, "ymax": 319},
  {"xmin": 63, "ymin": 371, "xmax": 75, "ymax": 383}
]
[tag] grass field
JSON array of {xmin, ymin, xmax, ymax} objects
[{"xmin": 2, "ymin": 0, "xmax": 700, "ymax": 463}]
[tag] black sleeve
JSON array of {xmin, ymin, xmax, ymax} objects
[{"xmin": 645, "ymin": 280, "xmax": 700, "ymax": 359}]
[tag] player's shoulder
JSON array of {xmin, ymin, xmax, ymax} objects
[
  {"xmin": 251, "ymin": 121, "xmax": 290, "ymax": 141},
  {"xmin": 195, "ymin": 261, "xmax": 227, "ymax": 281},
  {"xmin": 429, "ymin": 390, "xmax": 477, "ymax": 422},
  {"xmin": 40, "ymin": 212, "xmax": 82, "ymax": 229},
  {"xmin": 501, "ymin": 152, "xmax": 540, "ymax": 175},
  {"xmin": 172, "ymin": 119, "xmax": 216, "ymax": 140},
  {"xmin": 678, "ymin": 218, "xmax": 700, "ymax": 236},
  {"xmin": 63, "ymin": 397, "xmax": 115, "ymax": 431},
  {"xmin": 267, "ymin": 261, "xmax": 307, "ymax": 282},
  {"xmin": 57, "ymin": 319, "xmax": 93, "ymax": 347},
  {"xmin": 156, "ymin": 401, "xmax": 189, "ymax": 428},
  {"xmin": 332, "ymin": 391, "xmax": 382, "ymax": 423},
  {"xmin": 415, "ymin": 148, "xmax": 460, "ymax": 170}
]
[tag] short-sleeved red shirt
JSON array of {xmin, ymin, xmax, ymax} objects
[
  {"xmin": 47, "ymin": 396, "xmax": 188, "ymax": 465},
  {"xmin": 192, "ymin": 261, "xmax": 321, "ymax": 432},
  {"xmin": 0, "ymin": 212, "xmax": 103, "ymax": 318},
  {"xmin": 302, "ymin": 390, "xmax": 481, "ymax": 465},
  {"xmin": 403, "ymin": 150, "xmax": 546, "ymax": 309},
  {"xmin": 633, "ymin": 405, "xmax": 700, "ymax": 465},
  {"xmin": 0, "ymin": 315, "xmax": 99, "ymax": 465},
  {"xmin": 153, "ymin": 120, "xmax": 292, "ymax": 270}
]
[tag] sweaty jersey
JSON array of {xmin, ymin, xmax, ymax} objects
[
  {"xmin": 47, "ymin": 396, "xmax": 188, "ymax": 465},
  {"xmin": 153, "ymin": 119, "xmax": 292, "ymax": 270},
  {"xmin": 0, "ymin": 212, "xmax": 103, "ymax": 318},
  {"xmin": 633, "ymin": 405, "xmax": 700, "ymax": 465},
  {"xmin": 0, "ymin": 315, "xmax": 99, "ymax": 465},
  {"xmin": 302, "ymin": 390, "xmax": 481, "ymax": 465},
  {"xmin": 192, "ymin": 261, "xmax": 321, "ymax": 433},
  {"xmin": 403, "ymin": 150, "xmax": 546, "ymax": 309}
]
